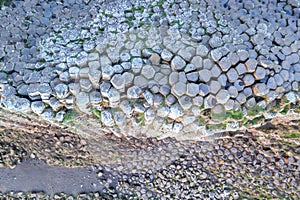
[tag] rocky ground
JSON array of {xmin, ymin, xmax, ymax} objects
[{"xmin": 0, "ymin": 0, "xmax": 300, "ymax": 199}]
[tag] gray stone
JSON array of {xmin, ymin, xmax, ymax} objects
[
  {"xmin": 69, "ymin": 67, "xmax": 80, "ymax": 80},
  {"xmin": 143, "ymin": 90, "xmax": 154, "ymax": 106},
  {"xmin": 186, "ymin": 83, "xmax": 199, "ymax": 97},
  {"xmin": 41, "ymin": 109, "xmax": 54, "ymax": 121},
  {"xmin": 274, "ymin": 74, "xmax": 284, "ymax": 86},
  {"xmin": 211, "ymin": 65, "xmax": 222, "ymax": 78},
  {"xmin": 134, "ymin": 75, "xmax": 148, "ymax": 88},
  {"xmin": 153, "ymin": 94, "xmax": 164, "ymax": 108},
  {"xmin": 186, "ymin": 72, "xmax": 199, "ymax": 82},
  {"xmin": 38, "ymin": 83, "xmax": 52, "ymax": 99},
  {"xmin": 127, "ymin": 86, "xmax": 142, "ymax": 99},
  {"xmin": 157, "ymin": 106, "xmax": 170, "ymax": 118},
  {"xmin": 120, "ymin": 52, "xmax": 131, "ymax": 62},
  {"xmin": 228, "ymin": 53, "xmax": 239, "ymax": 66},
  {"xmin": 79, "ymin": 68, "xmax": 89, "ymax": 78},
  {"xmin": 204, "ymin": 94, "xmax": 217, "ymax": 109},
  {"xmin": 56, "ymin": 110, "xmax": 65, "ymax": 122},
  {"xmin": 168, "ymin": 103, "xmax": 184, "ymax": 120},
  {"xmin": 292, "ymin": 81, "xmax": 298, "ymax": 91},
  {"xmin": 131, "ymin": 58, "xmax": 143, "ymax": 73},
  {"xmin": 90, "ymin": 91, "xmax": 102, "ymax": 105},
  {"xmin": 100, "ymin": 55, "xmax": 112, "ymax": 67},
  {"xmin": 243, "ymin": 87, "xmax": 253, "ymax": 98},
  {"xmin": 209, "ymin": 35, "xmax": 223, "ymax": 48},
  {"xmin": 209, "ymin": 80, "xmax": 221, "ymax": 94},
  {"xmin": 171, "ymin": 56, "xmax": 186, "ymax": 71},
  {"xmin": 161, "ymin": 49, "xmax": 173, "ymax": 61},
  {"xmin": 101, "ymin": 109, "xmax": 114, "ymax": 127},
  {"xmin": 217, "ymin": 74, "xmax": 227, "ymax": 87},
  {"xmin": 226, "ymin": 68, "xmax": 239, "ymax": 83},
  {"xmin": 199, "ymin": 69, "xmax": 212, "ymax": 83},
  {"xmin": 55, "ymin": 63, "xmax": 67, "ymax": 75},
  {"xmin": 267, "ymin": 77, "xmax": 276, "ymax": 89},
  {"xmin": 88, "ymin": 61, "xmax": 101, "ymax": 70},
  {"xmin": 285, "ymin": 91, "xmax": 296, "ymax": 103},
  {"xmin": 159, "ymin": 85, "xmax": 171, "ymax": 96},
  {"xmin": 193, "ymin": 96, "xmax": 203, "ymax": 107},
  {"xmin": 234, "ymin": 80, "xmax": 245, "ymax": 91},
  {"xmin": 210, "ymin": 48, "xmax": 223, "ymax": 62},
  {"xmin": 179, "ymin": 95, "xmax": 193, "ymax": 110},
  {"xmin": 199, "ymin": 83, "xmax": 209, "ymax": 96},
  {"xmin": 27, "ymin": 84, "xmax": 41, "ymax": 100},
  {"xmin": 141, "ymin": 65, "xmax": 155, "ymax": 79},
  {"xmin": 216, "ymin": 89, "xmax": 230, "ymax": 104},
  {"xmin": 49, "ymin": 97, "xmax": 63, "ymax": 112},
  {"xmin": 111, "ymin": 74, "xmax": 125, "ymax": 90},
  {"xmin": 236, "ymin": 92, "xmax": 246, "ymax": 104},
  {"xmin": 79, "ymin": 79, "xmax": 92, "ymax": 92},
  {"xmin": 224, "ymin": 99, "xmax": 235, "ymax": 110},
  {"xmin": 75, "ymin": 51, "xmax": 88, "ymax": 67},
  {"xmin": 279, "ymin": 70, "xmax": 289, "ymax": 82},
  {"xmin": 107, "ymin": 88, "xmax": 120, "ymax": 105},
  {"xmin": 246, "ymin": 97, "xmax": 256, "ymax": 108},
  {"xmin": 88, "ymin": 52, "xmax": 99, "ymax": 61},
  {"xmin": 31, "ymin": 101, "xmax": 45, "ymax": 115},
  {"xmin": 171, "ymin": 82, "xmax": 186, "ymax": 97},
  {"xmin": 169, "ymin": 72, "xmax": 179, "ymax": 86},
  {"xmin": 236, "ymin": 63, "xmax": 247, "ymax": 75},
  {"xmin": 243, "ymin": 74, "xmax": 255, "ymax": 86},
  {"xmin": 178, "ymin": 46, "xmax": 195, "ymax": 61},
  {"xmin": 88, "ymin": 69, "xmax": 101, "ymax": 89},
  {"xmin": 149, "ymin": 53, "xmax": 161, "ymax": 65},
  {"xmin": 182, "ymin": 115, "xmax": 196, "ymax": 126},
  {"xmin": 203, "ymin": 58, "xmax": 214, "ymax": 70},
  {"xmin": 102, "ymin": 65, "xmax": 114, "ymax": 80},
  {"xmin": 144, "ymin": 108, "xmax": 155, "ymax": 124},
  {"xmin": 166, "ymin": 94, "xmax": 176, "ymax": 106},
  {"xmin": 254, "ymin": 67, "xmax": 266, "ymax": 80},
  {"xmin": 245, "ymin": 59, "xmax": 257, "ymax": 72},
  {"xmin": 76, "ymin": 92, "xmax": 90, "ymax": 114},
  {"xmin": 191, "ymin": 56, "xmax": 203, "ymax": 69},
  {"xmin": 228, "ymin": 86, "xmax": 238, "ymax": 98},
  {"xmin": 218, "ymin": 57, "xmax": 231, "ymax": 72},
  {"xmin": 237, "ymin": 49, "xmax": 249, "ymax": 61},
  {"xmin": 59, "ymin": 71, "xmax": 70, "ymax": 82},
  {"xmin": 120, "ymin": 100, "xmax": 133, "ymax": 116},
  {"xmin": 178, "ymin": 72, "xmax": 187, "ymax": 83},
  {"xmin": 196, "ymin": 44, "xmax": 209, "ymax": 57},
  {"xmin": 252, "ymin": 83, "xmax": 269, "ymax": 96},
  {"xmin": 23, "ymin": 71, "xmax": 41, "ymax": 84},
  {"xmin": 122, "ymin": 72, "xmax": 134, "ymax": 87}
]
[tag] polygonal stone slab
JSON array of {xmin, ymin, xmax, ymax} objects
[
  {"xmin": 252, "ymin": 83, "xmax": 269, "ymax": 96},
  {"xmin": 254, "ymin": 67, "xmax": 266, "ymax": 80},
  {"xmin": 179, "ymin": 95, "xmax": 193, "ymax": 110},
  {"xmin": 171, "ymin": 56, "xmax": 186, "ymax": 71},
  {"xmin": 209, "ymin": 80, "xmax": 221, "ymax": 94},
  {"xmin": 191, "ymin": 56, "xmax": 203, "ymax": 69},
  {"xmin": 127, "ymin": 86, "xmax": 142, "ymax": 99},
  {"xmin": 161, "ymin": 49, "xmax": 173, "ymax": 61},
  {"xmin": 243, "ymin": 74, "xmax": 255, "ymax": 86},
  {"xmin": 171, "ymin": 82, "xmax": 187, "ymax": 97},
  {"xmin": 216, "ymin": 89, "xmax": 230, "ymax": 104},
  {"xmin": 245, "ymin": 59, "xmax": 257, "ymax": 72},
  {"xmin": 111, "ymin": 74, "xmax": 125, "ymax": 90},
  {"xmin": 199, "ymin": 83, "xmax": 209, "ymax": 96},
  {"xmin": 218, "ymin": 57, "xmax": 231, "ymax": 72},
  {"xmin": 226, "ymin": 68, "xmax": 239, "ymax": 83},
  {"xmin": 199, "ymin": 69, "xmax": 211, "ymax": 83},
  {"xmin": 141, "ymin": 65, "xmax": 156, "ymax": 79},
  {"xmin": 186, "ymin": 83, "xmax": 199, "ymax": 97}
]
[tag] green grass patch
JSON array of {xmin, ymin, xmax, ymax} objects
[
  {"xmin": 247, "ymin": 105, "xmax": 266, "ymax": 117},
  {"xmin": 92, "ymin": 109, "xmax": 101, "ymax": 120},
  {"xmin": 136, "ymin": 113, "xmax": 145, "ymax": 124},
  {"xmin": 63, "ymin": 110, "xmax": 79, "ymax": 122},
  {"xmin": 0, "ymin": 0, "xmax": 11, "ymax": 8},
  {"xmin": 198, "ymin": 117, "xmax": 206, "ymax": 126},
  {"xmin": 206, "ymin": 123, "xmax": 226, "ymax": 130},
  {"xmin": 226, "ymin": 109, "xmax": 243, "ymax": 120},
  {"xmin": 284, "ymin": 133, "xmax": 299, "ymax": 139},
  {"xmin": 280, "ymin": 104, "xmax": 290, "ymax": 115}
]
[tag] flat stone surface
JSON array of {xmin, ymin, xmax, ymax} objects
[
  {"xmin": 226, "ymin": 68, "xmax": 239, "ymax": 83},
  {"xmin": 216, "ymin": 89, "xmax": 230, "ymax": 104},
  {"xmin": 101, "ymin": 109, "xmax": 114, "ymax": 127},
  {"xmin": 209, "ymin": 80, "xmax": 221, "ymax": 94},
  {"xmin": 254, "ymin": 67, "xmax": 266, "ymax": 80},
  {"xmin": 168, "ymin": 103, "xmax": 184, "ymax": 120},
  {"xmin": 243, "ymin": 74, "xmax": 255, "ymax": 86},
  {"xmin": 171, "ymin": 82, "xmax": 186, "ymax": 97},
  {"xmin": 171, "ymin": 56, "xmax": 186, "ymax": 71},
  {"xmin": 252, "ymin": 83, "xmax": 269, "ymax": 96},
  {"xmin": 186, "ymin": 83, "xmax": 199, "ymax": 97},
  {"xmin": 141, "ymin": 65, "xmax": 156, "ymax": 79},
  {"xmin": 199, "ymin": 69, "xmax": 212, "ymax": 83},
  {"xmin": 178, "ymin": 95, "xmax": 193, "ymax": 110},
  {"xmin": 245, "ymin": 59, "xmax": 257, "ymax": 72},
  {"xmin": 190, "ymin": 56, "xmax": 203, "ymax": 69},
  {"xmin": 127, "ymin": 86, "xmax": 142, "ymax": 99},
  {"xmin": 161, "ymin": 49, "xmax": 173, "ymax": 61},
  {"xmin": 199, "ymin": 83, "xmax": 210, "ymax": 96}
]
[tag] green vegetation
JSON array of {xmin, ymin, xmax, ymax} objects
[
  {"xmin": 92, "ymin": 109, "xmax": 101, "ymax": 120},
  {"xmin": 247, "ymin": 105, "xmax": 266, "ymax": 117},
  {"xmin": 280, "ymin": 104, "xmax": 290, "ymax": 115},
  {"xmin": 284, "ymin": 133, "xmax": 299, "ymax": 139},
  {"xmin": 226, "ymin": 109, "xmax": 243, "ymax": 120},
  {"xmin": 206, "ymin": 123, "xmax": 226, "ymax": 130},
  {"xmin": 0, "ymin": 0, "xmax": 11, "ymax": 8},
  {"xmin": 136, "ymin": 113, "xmax": 145, "ymax": 124},
  {"xmin": 63, "ymin": 110, "xmax": 79, "ymax": 122}
]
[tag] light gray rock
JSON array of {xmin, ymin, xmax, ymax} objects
[
  {"xmin": 166, "ymin": 94, "xmax": 176, "ymax": 106},
  {"xmin": 226, "ymin": 68, "xmax": 239, "ymax": 83},
  {"xmin": 246, "ymin": 97, "xmax": 256, "ymax": 108},
  {"xmin": 218, "ymin": 57, "xmax": 231, "ymax": 72},
  {"xmin": 102, "ymin": 65, "xmax": 114, "ymax": 80},
  {"xmin": 107, "ymin": 88, "xmax": 120, "ymax": 105},
  {"xmin": 79, "ymin": 68, "xmax": 89, "ymax": 78},
  {"xmin": 168, "ymin": 103, "xmax": 184, "ymax": 120},
  {"xmin": 27, "ymin": 83, "xmax": 40, "ymax": 100},
  {"xmin": 199, "ymin": 83, "xmax": 209, "ymax": 96},
  {"xmin": 69, "ymin": 67, "xmax": 80, "ymax": 80},
  {"xmin": 149, "ymin": 53, "xmax": 161, "ymax": 65},
  {"xmin": 88, "ymin": 69, "xmax": 101, "ymax": 88},
  {"xmin": 279, "ymin": 70, "xmax": 289, "ymax": 81},
  {"xmin": 79, "ymin": 79, "xmax": 92, "ymax": 92},
  {"xmin": 216, "ymin": 89, "xmax": 230, "ymax": 104},
  {"xmin": 100, "ymin": 55, "xmax": 112, "ymax": 67},
  {"xmin": 178, "ymin": 72, "xmax": 187, "ymax": 83},
  {"xmin": 252, "ymin": 83, "xmax": 269, "ymax": 96},
  {"xmin": 127, "ymin": 86, "xmax": 142, "ymax": 99},
  {"xmin": 224, "ymin": 99, "xmax": 235, "ymax": 111},
  {"xmin": 75, "ymin": 51, "xmax": 88, "ymax": 67},
  {"xmin": 204, "ymin": 94, "xmax": 217, "ymax": 109},
  {"xmin": 100, "ymin": 81, "xmax": 111, "ymax": 98},
  {"xmin": 236, "ymin": 92, "xmax": 246, "ymax": 104},
  {"xmin": 122, "ymin": 72, "xmax": 134, "ymax": 87},
  {"xmin": 179, "ymin": 95, "xmax": 193, "ymax": 110},
  {"xmin": 186, "ymin": 83, "xmax": 199, "ymax": 97},
  {"xmin": 88, "ymin": 61, "xmax": 101, "ymax": 70},
  {"xmin": 59, "ymin": 71, "xmax": 70, "ymax": 82},
  {"xmin": 153, "ymin": 94, "xmax": 164, "ymax": 108},
  {"xmin": 285, "ymin": 91, "xmax": 296, "ymax": 103},
  {"xmin": 243, "ymin": 74, "xmax": 255, "ymax": 86},
  {"xmin": 161, "ymin": 49, "xmax": 173, "ymax": 61},
  {"xmin": 55, "ymin": 63, "xmax": 67, "ymax": 75},
  {"xmin": 120, "ymin": 52, "xmax": 131, "ymax": 62},
  {"xmin": 245, "ymin": 59, "xmax": 257, "ymax": 72},
  {"xmin": 37, "ymin": 83, "xmax": 52, "ymax": 100},
  {"xmin": 171, "ymin": 56, "xmax": 186, "ymax": 71},
  {"xmin": 56, "ymin": 110, "xmax": 65, "ymax": 122},
  {"xmin": 237, "ymin": 49, "xmax": 249, "ymax": 61},
  {"xmin": 186, "ymin": 71, "xmax": 199, "ymax": 82},
  {"xmin": 88, "ymin": 52, "xmax": 99, "ymax": 61},
  {"xmin": 243, "ymin": 87, "xmax": 253, "ymax": 97},
  {"xmin": 210, "ymin": 48, "xmax": 223, "ymax": 62},
  {"xmin": 120, "ymin": 100, "xmax": 133, "ymax": 116},
  {"xmin": 114, "ymin": 111, "xmax": 127, "ymax": 128},
  {"xmin": 209, "ymin": 80, "xmax": 221, "ymax": 94},
  {"xmin": 169, "ymin": 72, "xmax": 179, "ymax": 86},
  {"xmin": 23, "ymin": 71, "xmax": 41, "ymax": 84},
  {"xmin": 31, "ymin": 101, "xmax": 45, "ymax": 115},
  {"xmin": 211, "ymin": 65, "xmax": 222, "ymax": 78},
  {"xmin": 159, "ymin": 85, "xmax": 171, "ymax": 96},
  {"xmin": 178, "ymin": 46, "xmax": 195, "ymax": 61},
  {"xmin": 274, "ymin": 74, "xmax": 284, "ymax": 86},
  {"xmin": 145, "ymin": 108, "xmax": 155, "ymax": 124},
  {"xmin": 184, "ymin": 64, "xmax": 197, "ymax": 73},
  {"xmin": 134, "ymin": 75, "xmax": 148, "ymax": 88},
  {"xmin": 68, "ymin": 83, "xmax": 80, "ymax": 96},
  {"xmin": 228, "ymin": 86, "xmax": 238, "ymax": 98},
  {"xmin": 75, "ymin": 92, "xmax": 90, "ymax": 114},
  {"xmin": 182, "ymin": 115, "xmax": 196, "ymax": 126},
  {"xmin": 141, "ymin": 65, "xmax": 155, "ymax": 79},
  {"xmin": 217, "ymin": 74, "xmax": 227, "ymax": 87},
  {"xmin": 209, "ymin": 35, "xmax": 223, "ymax": 48},
  {"xmin": 89, "ymin": 91, "xmax": 102, "ymax": 105},
  {"xmin": 196, "ymin": 44, "xmax": 209, "ymax": 57},
  {"xmin": 131, "ymin": 58, "xmax": 143, "ymax": 73},
  {"xmin": 234, "ymin": 80, "xmax": 245, "ymax": 91},
  {"xmin": 41, "ymin": 108, "xmax": 54, "ymax": 121},
  {"xmin": 236, "ymin": 63, "xmax": 247, "ymax": 75},
  {"xmin": 101, "ymin": 109, "xmax": 114, "ymax": 127},
  {"xmin": 267, "ymin": 77, "xmax": 276, "ymax": 89},
  {"xmin": 143, "ymin": 90, "xmax": 154, "ymax": 106},
  {"xmin": 171, "ymin": 82, "xmax": 186, "ymax": 97},
  {"xmin": 254, "ymin": 67, "xmax": 266, "ymax": 80},
  {"xmin": 157, "ymin": 106, "xmax": 170, "ymax": 118},
  {"xmin": 191, "ymin": 56, "xmax": 203, "ymax": 69},
  {"xmin": 1, "ymin": 95, "xmax": 30, "ymax": 112},
  {"xmin": 199, "ymin": 69, "xmax": 212, "ymax": 83},
  {"xmin": 111, "ymin": 74, "xmax": 125, "ymax": 90},
  {"xmin": 203, "ymin": 58, "xmax": 214, "ymax": 70}
]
